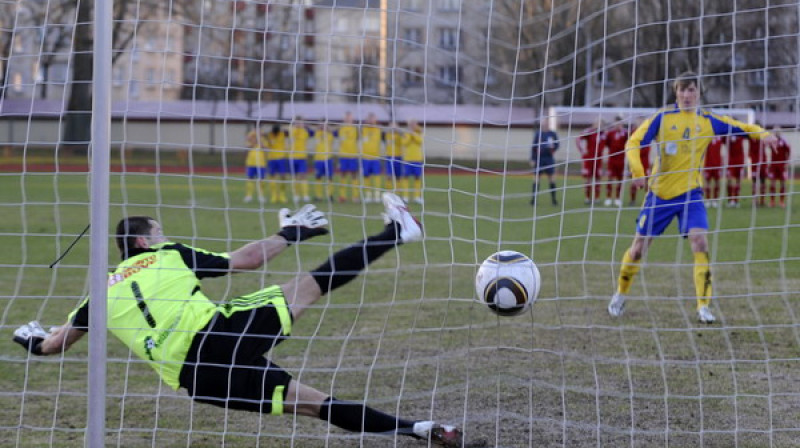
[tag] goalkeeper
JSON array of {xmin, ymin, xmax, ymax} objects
[
  {"xmin": 13, "ymin": 193, "xmax": 465, "ymax": 448},
  {"xmin": 608, "ymin": 71, "xmax": 778, "ymax": 324}
]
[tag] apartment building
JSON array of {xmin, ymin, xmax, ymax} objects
[{"xmin": 2, "ymin": 0, "xmax": 797, "ymax": 111}]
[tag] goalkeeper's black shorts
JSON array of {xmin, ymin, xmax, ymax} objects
[{"xmin": 179, "ymin": 285, "xmax": 294, "ymax": 415}]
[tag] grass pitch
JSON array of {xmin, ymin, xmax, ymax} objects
[{"xmin": 1, "ymin": 150, "xmax": 799, "ymax": 447}]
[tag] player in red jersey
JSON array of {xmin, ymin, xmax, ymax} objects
[
  {"xmin": 749, "ymin": 134, "xmax": 769, "ymax": 206},
  {"xmin": 767, "ymin": 127, "xmax": 791, "ymax": 208},
  {"xmin": 603, "ymin": 117, "xmax": 628, "ymax": 207},
  {"xmin": 725, "ymin": 132, "xmax": 748, "ymax": 207},
  {"xmin": 576, "ymin": 120, "xmax": 605, "ymax": 204},
  {"xmin": 703, "ymin": 136, "xmax": 724, "ymax": 208}
]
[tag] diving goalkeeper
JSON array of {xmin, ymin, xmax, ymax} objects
[{"xmin": 13, "ymin": 194, "xmax": 465, "ymax": 447}]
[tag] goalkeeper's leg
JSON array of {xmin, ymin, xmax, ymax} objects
[
  {"xmin": 283, "ymin": 193, "xmax": 422, "ymax": 320},
  {"xmin": 285, "ymin": 381, "xmax": 464, "ymax": 447}
]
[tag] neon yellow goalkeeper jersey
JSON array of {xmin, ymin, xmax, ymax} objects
[
  {"xmin": 627, "ymin": 105, "xmax": 769, "ymax": 200},
  {"xmin": 68, "ymin": 242, "xmax": 230, "ymax": 390}
]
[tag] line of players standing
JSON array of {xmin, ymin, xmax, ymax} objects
[
  {"xmin": 577, "ymin": 117, "xmax": 792, "ymax": 208},
  {"xmin": 243, "ymin": 111, "xmax": 424, "ymax": 206}
]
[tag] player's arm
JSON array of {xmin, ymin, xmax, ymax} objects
[
  {"xmin": 625, "ymin": 115, "xmax": 658, "ymax": 180},
  {"xmin": 576, "ymin": 136, "xmax": 587, "ymax": 156},
  {"xmin": 13, "ymin": 320, "xmax": 86, "ymax": 356},
  {"xmin": 713, "ymin": 115, "xmax": 777, "ymax": 149},
  {"xmin": 228, "ymin": 204, "xmax": 329, "ymax": 271}
]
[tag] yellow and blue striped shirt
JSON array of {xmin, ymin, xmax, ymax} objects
[{"xmin": 627, "ymin": 105, "xmax": 769, "ymax": 200}]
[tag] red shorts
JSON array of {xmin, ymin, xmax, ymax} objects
[
  {"xmin": 581, "ymin": 161, "xmax": 601, "ymax": 179},
  {"xmin": 606, "ymin": 163, "xmax": 625, "ymax": 179},
  {"xmin": 727, "ymin": 165, "xmax": 745, "ymax": 179},
  {"xmin": 768, "ymin": 164, "xmax": 788, "ymax": 181},
  {"xmin": 703, "ymin": 167, "xmax": 722, "ymax": 181},
  {"xmin": 752, "ymin": 164, "xmax": 768, "ymax": 180}
]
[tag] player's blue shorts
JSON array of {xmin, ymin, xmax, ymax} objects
[
  {"xmin": 339, "ymin": 157, "xmax": 359, "ymax": 173},
  {"xmin": 267, "ymin": 160, "xmax": 288, "ymax": 176},
  {"xmin": 246, "ymin": 166, "xmax": 266, "ymax": 179},
  {"xmin": 314, "ymin": 160, "xmax": 335, "ymax": 179},
  {"xmin": 636, "ymin": 188, "xmax": 708, "ymax": 237},
  {"xmin": 403, "ymin": 161, "xmax": 423, "ymax": 178},
  {"xmin": 386, "ymin": 157, "xmax": 404, "ymax": 177},
  {"xmin": 361, "ymin": 159, "xmax": 382, "ymax": 177},
  {"xmin": 289, "ymin": 159, "xmax": 308, "ymax": 175}
]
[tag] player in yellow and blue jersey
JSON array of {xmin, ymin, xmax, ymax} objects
[
  {"xmin": 312, "ymin": 122, "xmax": 336, "ymax": 201},
  {"xmin": 265, "ymin": 124, "xmax": 289, "ymax": 204},
  {"xmin": 289, "ymin": 116, "xmax": 314, "ymax": 203},
  {"xmin": 12, "ymin": 198, "xmax": 468, "ymax": 447},
  {"xmin": 608, "ymin": 72, "xmax": 778, "ymax": 324},
  {"xmin": 384, "ymin": 121, "xmax": 404, "ymax": 192},
  {"xmin": 336, "ymin": 111, "xmax": 360, "ymax": 202},
  {"xmin": 360, "ymin": 112, "xmax": 384, "ymax": 203},
  {"xmin": 401, "ymin": 120, "xmax": 425, "ymax": 204},
  {"xmin": 243, "ymin": 127, "xmax": 267, "ymax": 203}
]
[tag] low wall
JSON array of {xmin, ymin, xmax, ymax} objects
[{"xmin": 1, "ymin": 117, "xmax": 798, "ymax": 165}]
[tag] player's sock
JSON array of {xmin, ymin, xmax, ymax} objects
[
  {"xmin": 314, "ymin": 181, "xmax": 324, "ymax": 198},
  {"xmin": 694, "ymin": 251, "xmax": 712, "ymax": 310},
  {"xmin": 372, "ymin": 175, "xmax": 382, "ymax": 191},
  {"xmin": 549, "ymin": 182, "xmax": 557, "ymax": 204},
  {"xmin": 245, "ymin": 180, "xmax": 256, "ymax": 198},
  {"xmin": 267, "ymin": 178, "xmax": 277, "ymax": 202},
  {"xmin": 338, "ymin": 177, "xmax": 349, "ymax": 199},
  {"xmin": 351, "ymin": 178, "xmax": 360, "ymax": 200},
  {"xmin": 301, "ymin": 181, "xmax": 310, "ymax": 199},
  {"xmin": 257, "ymin": 181, "xmax": 265, "ymax": 200},
  {"xmin": 401, "ymin": 178, "xmax": 410, "ymax": 200},
  {"xmin": 311, "ymin": 224, "xmax": 401, "ymax": 294},
  {"xmin": 413, "ymin": 178, "xmax": 422, "ymax": 200},
  {"xmin": 319, "ymin": 396, "xmax": 416, "ymax": 435},
  {"xmin": 279, "ymin": 183, "xmax": 288, "ymax": 203},
  {"xmin": 617, "ymin": 249, "xmax": 641, "ymax": 294}
]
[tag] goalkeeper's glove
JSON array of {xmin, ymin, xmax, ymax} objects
[
  {"xmin": 277, "ymin": 204, "xmax": 329, "ymax": 244},
  {"xmin": 13, "ymin": 321, "xmax": 48, "ymax": 356}
]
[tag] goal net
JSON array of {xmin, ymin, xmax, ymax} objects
[{"xmin": 2, "ymin": 0, "xmax": 798, "ymax": 447}]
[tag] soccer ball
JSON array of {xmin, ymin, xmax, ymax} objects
[{"xmin": 475, "ymin": 251, "xmax": 541, "ymax": 316}]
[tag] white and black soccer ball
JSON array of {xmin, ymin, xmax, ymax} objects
[{"xmin": 475, "ymin": 250, "xmax": 541, "ymax": 316}]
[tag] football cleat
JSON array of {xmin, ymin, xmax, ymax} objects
[
  {"xmin": 413, "ymin": 421, "xmax": 463, "ymax": 448},
  {"xmin": 608, "ymin": 292, "xmax": 626, "ymax": 317},
  {"xmin": 382, "ymin": 193, "xmax": 423, "ymax": 243},
  {"xmin": 698, "ymin": 306, "xmax": 716, "ymax": 324}
]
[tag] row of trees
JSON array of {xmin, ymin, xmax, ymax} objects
[
  {"xmin": 483, "ymin": 0, "xmax": 798, "ymax": 109},
  {"xmin": 1, "ymin": 0, "xmax": 798, "ymax": 148}
]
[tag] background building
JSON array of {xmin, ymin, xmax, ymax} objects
[{"xmin": 0, "ymin": 0, "xmax": 798, "ymax": 112}]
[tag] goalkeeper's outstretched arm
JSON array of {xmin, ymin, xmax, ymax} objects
[
  {"xmin": 13, "ymin": 321, "xmax": 85, "ymax": 356},
  {"xmin": 228, "ymin": 204, "xmax": 329, "ymax": 271}
]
